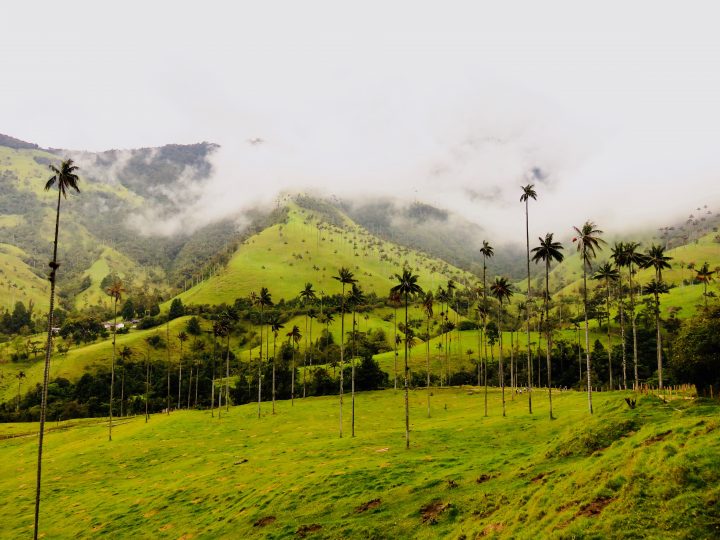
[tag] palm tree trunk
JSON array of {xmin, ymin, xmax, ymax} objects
[
  {"xmin": 393, "ymin": 304, "xmax": 398, "ymax": 390},
  {"xmin": 583, "ymin": 267, "xmax": 593, "ymax": 414},
  {"xmin": 619, "ymin": 296, "xmax": 627, "ymax": 390},
  {"xmin": 145, "ymin": 348, "xmax": 150, "ymax": 422},
  {"xmin": 545, "ymin": 260, "xmax": 553, "ymax": 420},
  {"xmin": 225, "ymin": 335, "xmax": 230, "ymax": 412},
  {"xmin": 606, "ymin": 280, "xmax": 613, "ymax": 390},
  {"xmin": 351, "ymin": 310, "xmax": 356, "ymax": 436},
  {"xmin": 166, "ymin": 321, "xmax": 171, "ymax": 415},
  {"xmin": 629, "ymin": 267, "xmax": 639, "ymax": 391},
  {"xmin": 655, "ymin": 291, "xmax": 663, "ymax": 390},
  {"xmin": 499, "ymin": 302, "xmax": 505, "ymax": 417},
  {"xmin": 426, "ymin": 316, "xmax": 431, "ymax": 418},
  {"xmin": 120, "ymin": 367, "xmax": 125, "ymax": 417},
  {"xmin": 109, "ymin": 299, "xmax": 117, "ymax": 441},
  {"xmin": 404, "ymin": 294, "xmax": 410, "ymax": 449},
  {"xmin": 291, "ymin": 345, "xmax": 295, "ymax": 406},
  {"xmin": 304, "ymin": 314, "xmax": 308, "ymax": 398},
  {"xmin": 187, "ymin": 366, "xmax": 192, "ymax": 409},
  {"xmin": 272, "ymin": 336, "xmax": 277, "ymax": 414},
  {"xmin": 510, "ymin": 329, "xmax": 515, "ymax": 400},
  {"xmin": 483, "ymin": 317, "xmax": 488, "ymax": 417},
  {"xmin": 177, "ymin": 341, "xmax": 183, "ymax": 410},
  {"xmin": 339, "ymin": 284, "xmax": 346, "ymax": 438},
  {"xmin": 258, "ymin": 308, "xmax": 263, "ymax": 419},
  {"xmin": 34, "ymin": 188, "xmax": 62, "ymax": 540},
  {"xmin": 525, "ymin": 200, "xmax": 533, "ymax": 415}
]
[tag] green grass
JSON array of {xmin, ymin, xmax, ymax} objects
[
  {"xmin": 1, "ymin": 388, "xmax": 718, "ymax": 538},
  {"xmin": 171, "ymin": 204, "xmax": 477, "ymax": 307}
]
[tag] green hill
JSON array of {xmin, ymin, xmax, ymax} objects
[
  {"xmin": 172, "ymin": 202, "xmax": 478, "ymax": 306},
  {"xmin": 1, "ymin": 389, "xmax": 717, "ymax": 538}
]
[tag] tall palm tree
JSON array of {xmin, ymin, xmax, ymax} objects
[
  {"xmin": 390, "ymin": 269, "xmax": 423, "ymax": 449},
  {"xmin": 35, "ymin": 159, "xmax": 80, "ymax": 539},
  {"xmin": 695, "ymin": 262, "xmax": 715, "ymax": 308},
  {"xmin": 479, "ymin": 241, "xmax": 494, "ymax": 399},
  {"xmin": 254, "ymin": 288, "xmax": 273, "ymax": 418},
  {"xmin": 592, "ymin": 262, "xmax": 619, "ymax": 390},
  {"xmin": 520, "ymin": 184, "xmax": 537, "ymax": 414},
  {"xmin": 614, "ymin": 242, "xmax": 647, "ymax": 390},
  {"xmin": 307, "ymin": 308, "xmax": 317, "ymax": 366},
  {"xmin": 611, "ymin": 243, "xmax": 628, "ymax": 389},
  {"xmin": 531, "ymin": 233, "xmax": 564, "ymax": 419},
  {"xmin": 287, "ymin": 325, "xmax": 302, "ymax": 406},
  {"xmin": 572, "ymin": 221, "xmax": 605, "ymax": 414},
  {"xmin": 269, "ymin": 315, "xmax": 284, "ymax": 414},
  {"xmin": 643, "ymin": 245, "xmax": 672, "ymax": 389},
  {"xmin": 106, "ymin": 279, "xmax": 124, "ymax": 441},
  {"xmin": 220, "ymin": 306, "xmax": 239, "ymax": 412},
  {"xmin": 476, "ymin": 302, "xmax": 491, "ymax": 416},
  {"xmin": 211, "ymin": 319, "xmax": 229, "ymax": 419},
  {"xmin": 118, "ymin": 346, "xmax": 132, "ymax": 417},
  {"xmin": 347, "ymin": 283, "xmax": 366, "ymax": 437},
  {"xmin": 422, "ymin": 291, "xmax": 434, "ymax": 418},
  {"xmin": 177, "ymin": 331, "xmax": 188, "ymax": 409},
  {"xmin": 299, "ymin": 283, "xmax": 317, "ymax": 397},
  {"xmin": 332, "ymin": 267, "xmax": 356, "ymax": 437},
  {"xmin": 490, "ymin": 276, "xmax": 514, "ymax": 417}
]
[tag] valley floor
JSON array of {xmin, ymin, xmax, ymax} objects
[{"xmin": 1, "ymin": 388, "xmax": 718, "ymax": 539}]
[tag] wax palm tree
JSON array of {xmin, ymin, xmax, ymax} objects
[
  {"xmin": 479, "ymin": 241, "xmax": 493, "ymax": 395},
  {"xmin": 572, "ymin": 221, "xmax": 605, "ymax": 414},
  {"xmin": 332, "ymin": 267, "xmax": 356, "ymax": 437},
  {"xmin": 254, "ymin": 288, "xmax": 273, "ymax": 418},
  {"xmin": 531, "ymin": 233, "xmax": 564, "ymax": 419},
  {"xmin": 269, "ymin": 315, "xmax": 284, "ymax": 414},
  {"xmin": 299, "ymin": 283, "xmax": 317, "ymax": 397},
  {"xmin": 347, "ymin": 283, "xmax": 366, "ymax": 436},
  {"xmin": 35, "ymin": 159, "xmax": 80, "ymax": 539},
  {"xmin": 447, "ymin": 279, "xmax": 458, "ymax": 359},
  {"xmin": 614, "ymin": 241, "xmax": 647, "ymax": 390},
  {"xmin": 220, "ymin": 306, "xmax": 239, "ymax": 411},
  {"xmin": 145, "ymin": 334, "xmax": 163, "ymax": 422},
  {"xmin": 211, "ymin": 319, "xmax": 229, "ymax": 418},
  {"xmin": 390, "ymin": 269, "xmax": 424, "ymax": 449},
  {"xmin": 422, "ymin": 291, "xmax": 434, "ymax": 418},
  {"xmin": 695, "ymin": 262, "xmax": 715, "ymax": 308},
  {"xmin": 476, "ymin": 302, "xmax": 491, "ymax": 416},
  {"xmin": 118, "ymin": 345, "xmax": 132, "ymax": 417},
  {"xmin": 610, "ymin": 243, "xmax": 628, "ymax": 389},
  {"xmin": 287, "ymin": 325, "xmax": 302, "ymax": 406},
  {"xmin": 106, "ymin": 279, "xmax": 124, "ymax": 441},
  {"xmin": 520, "ymin": 184, "xmax": 537, "ymax": 414},
  {"xmin": 643, "ymin": 245, "xmax": 672, "ymax": 389},
  {"xmin": 490, "ymin": 276, "xmax": 514, "ymax": 417},
  {"xmin": 643, "ymin": 278, "xmax": 670, "ymax": 385},
  {"xmin": 592, "ymin": 262, "xmax": 619, "ymax": 390},
  {"xmin": 177, "ymin": 331, "xmax": 188, "ymax": 409}
]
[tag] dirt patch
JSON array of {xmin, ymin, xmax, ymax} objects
[
  {"xmin": 375, "ymin": 447, "xmax": 389, "ymax": 453},
  {"xmin": 143, "ymin": 509, "xmax": 158, "ymax": 518},
  {"xmin": 158, "ymin": 523, "xmax": 173, "ymax": 532},
  {"xmin": 482, "ymin": 523, "xmax": 505, "ymax": 536},
  {"xmin": 447, "ymin": 480, "xmax": 458, "ymax": 489},
  {"xmin": 234, "ymin": 458, "xmax": 248, "ymax": 465},
  {"xmin": 254, "ymin": 516, "xmax": 276, "ymax": 527},
  {"xmin": 296, "ymin": 523, "xmax": 322, "ymax": 537},
  {"xmin": 420, "ymin": 500, "xmax": 450, "ymax": 524},
  {"xmin": 354, "ymin": 499, "xmax": 381, "ymax": 513},
  {"xmin": 643, "ymin": 430, "xmax": 672, "ymax": 445},
  {"xmin": 476, "ymin": 474, "xmax": 496, "ymax": 484},
  {"xmin": 577, "ymin": 496, "xmax": 615, "ymax": 517},
  {"xmin": 531, "ymin": 470, "xmax": 554, "ymax": 483}
]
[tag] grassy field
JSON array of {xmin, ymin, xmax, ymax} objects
[
  {"xmin": 0, "ymin": 243, "xmax": 50, "ymax": 313},
  {"xmin": 0, "ymin": 388, "xmax": 718, "ymax": 538}
]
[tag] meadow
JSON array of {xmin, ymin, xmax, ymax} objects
[{"xmin": 1, "ymin": 387, "xmax": 718, "ymax": 539}]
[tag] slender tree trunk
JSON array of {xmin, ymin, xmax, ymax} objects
[
  {"xmin": 510, "ymin": 330, "xmax": 515, "ymax": 400},
  {"xmin": 304, "ymin": 314, "xmax": 308, "ymax": 398},
  {"xmin": 258, "ymin": 308, "xmax": 263, "ymax": 419},
  {"xmin": 583, "ymin": 267, "xmax": 593, "ymax": 414},
  {"xmin": 194, "ymin": 365, "xmax": 199, "ymax": 407},
  {"xmin": 545, "ymin": 260, "xmax": 553, "ymax": 419},
  {"xmin": 211, "ymin": 338, "xmax": 216, "ymax": 418},
  {"xmin": 629, "ymin": 266, "xmax": 639, "ymax": 391},
  {"xmin": 404, "ymin": 295, "xmax": 410, "ymax": 448},
  {"xmin": 339, "ymin": 285, "xmax": 345, "ymax": 438},
  {"xmin": 605, "ymin": 279, "xmax": 613, "ymax": 391},
  {"xmin": 34, "ymin": 188, "xmax": 62, "ymax": 540},
  {"xmin": 109, "ymin": 299, "xmax": 117, "ymax": 441},
  {"xmin": 483, "ymin": 316, "xmax": 488, "ymax": 417},
  {"xmin": 177, "ymin": 340, "xmax": 183, "ymax": 410},
  {"xmin": 393, "ymin": 304, "xmax": 398, "ymax": 390},
  {"xmin": 272, "ymin": 336, "xmax": 277, "ymax": 414},
  {"xmin": 225, "ymin": 334, "xmax": 230, "ymax": 412},
  {"xmin": 166, "ymin": 321, "xmax": 171, "ymax": 415},
  {"xmin": 351, "ymin": 310, "xmax": 356, "ymax": 436},
  {"xmin": 525, "ymin": 200, "xmax": 533, "ymax": 414},
  {"xmin": 291, "ymin": 344, "xmax": 295, "ymax": 406},
  {"xmin": 499, "ymin": 303, "xmax": 505, "ymax": 417},
  {"xmin": 145, "ymin": 347, "xmax": 150, "ymax": 422},
  {"xmin": 655, "ymin": 290, "xmax": 663, "ymax": 390},
  {"xmin": 620, "ymin": 296, "xmax": 627, "ymax": 390},
  {"xmin": 187, "ymin": 365, "xmax": 192, "ymax": 409},
  {"xmin": 426, "ymin": 315, "xmax": 431, "ymax": 418}
]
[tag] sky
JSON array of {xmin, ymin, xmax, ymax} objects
[{"xmin": 2, "ymin": 1, "xmax": 720, "ymax": 242}]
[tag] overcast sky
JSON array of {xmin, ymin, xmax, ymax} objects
[{"xmin": 3, "ymin": 1, "xmax": 720, "ymax": 241}]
